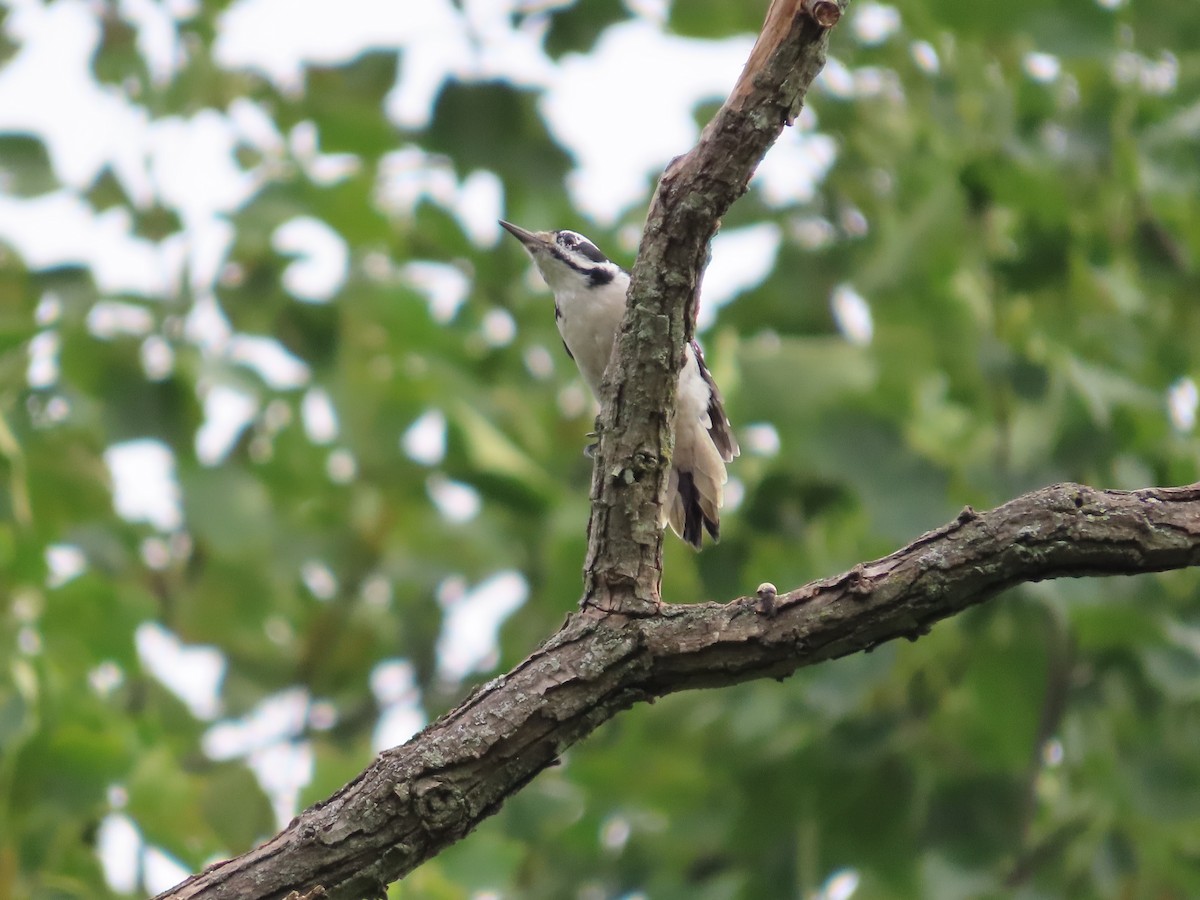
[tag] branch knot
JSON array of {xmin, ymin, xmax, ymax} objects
[{"xmin": 414, "ymin": 778, "xmax": 468, "ymax": 833}]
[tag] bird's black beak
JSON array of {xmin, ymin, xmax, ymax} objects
[{"xmin": 499, "ymin": 219, "xmax": 546, "ymax": 250}]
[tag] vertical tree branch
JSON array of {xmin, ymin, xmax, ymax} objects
[{"xmin": 581, "ymin": 0, "xmax": 843, "ymax": 615}]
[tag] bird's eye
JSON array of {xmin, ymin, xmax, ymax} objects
[{"xmin": 557, "ymin": 232, "xmax": 579, "ymax": 249}]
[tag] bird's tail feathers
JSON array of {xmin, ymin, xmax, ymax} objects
[{"xmin": 664, "ymin": 420, "xmax": 729, "ymax": 550}]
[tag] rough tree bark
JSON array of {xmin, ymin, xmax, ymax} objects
[{"xmin": 156, "ymin": 2, "xmax": 1200, "ymax": 899}]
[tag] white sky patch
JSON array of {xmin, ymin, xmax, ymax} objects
[
  {"xmin": 403, "ymin": 409, "xmax": 447, "ymax": 465},
  {"xmin": 302, "ymin": 387, "xmax": 339, "ymax": 443},
  {"xmin": 104, "ymin": 440, "xmax": 184, "ymax": 531},
  {"xmin": 146, "ymin": 112, "xmax": 256, "ymax": 296},
  {"xmin": 22, "ymin": 394, "xmax": 58, "ymax": 429},
  {"xmin": 816, "ymin": 868, "xmax": 861, "ymax": 900},
  {"xmin": 543, "ymin": 20, "xmax": 755, "ymax": 224},
  {"xmin": 88, "ymin": 301, "xmax": 156, "ymax": 339},
  {"xmin": 97, "ymin": 813, "xmax": 141, "ymax": 895},
  {"xmin": 247, "ymin": 740, "xmax": 314, "ymax": 826},
  {"xmin": 217, "ymin": 0, "xmax": 427, "ymax": 94},
  {"xmin": 754, "ymin": 129, "xmax": 838, "ymax": 208},
  {"xmin": 820, "ymin": 57, "xmax": 856, "ymax": 99},
  {"xmin": 360, "ymin": 573, "xmax": 393, "ymax": 608},
  {"xmin": 1168, "ymin": 377, "xmax": 1197, "ymax": 432},
  {"xmin": 273, "ymin": 216, "xmax": 349, "ymax": 302},
  {"xmin": 481, "ymin": 307, "xmax": 517, "ymax": 346},
  {"xmin": 195, "ymin": 384, "xmax": 258, "ymax": 465},
  {"xmin": 136, "ymin": 622, "xmax": 226, "ymax": 720},
  {"xmin": 723, "ymin": 476, "xmax": 744, "ymax": 512},
  {"xmin": 148, "ymin": 111, "xmax": 258, "ymax": 219},
  {"xmin": 375, "ymin": 147, "xmax": 503, "ymax": 247},
  {"xmin": 45, "ymin": 543, "xmax": 87, "ymax": 588},
  {"xmin": 524, "ymin": 345, "xmax": 555, "ymax": 380},
  {"xmin": 228, "ymin": 96, "xmax": 286, "ymax": 154},
  {"xmin": 89, "ymin": 660, "xmax": 125, "ymax": 697},
  {"xmin": 911, "ymin": 40, "xmax": 940, "ymax": 74},
  {"xmin": 698, "ymin": 223, "xmax": 782, "ymax": 331},
  {"xmin": 852, "ymin": 3, "xmax": 901, "ymax": 45},
  {"xmin": 851, "ymin": 66, "xmax": 903, "ymax": 101},
  {"xmin": 202, "ymin": 689, "xmax": 317, "ymax": 823},
  {"xmin": 26, "ymin": 330, "xmax": 59, "ymax": 388},
  {"xmin": 300, "ymin": 559, "xmax": 339, "ymax": 601},
  {"xmin": 119, "ymin": 0, "xmax": 189, "ymax": 85},
  {"xmin": 0, "ymin": 192, "xmax": 180, "ymax": 296},
  {"xmin": 326, "ymin": 448, "xmax": 357, "ymax": 483},
  {"xmin": 0, "ymin": 1, "xmax": 151, "ymax": 192},
  {"xmin": 427, "ymin": 474, "xmax": 482, "ymax": 523},
  {"xmin": 627, "ymin": 0, "xmax": 669, "ymax": 21},
  {"xmin": 383, "ymin": 0, "xmax": 554, "ymax": 128},
  {"xmin": 387, "ymin": 2, "xmax": 472, "ymax": 124},
  {"xmin": 401, "ymin": 260, "xmax": 471, "ymax": 323},
  {"xmin": 1024, "ymin": 52, "xmax": 1062, "ymax": 83},
  {"xmin": 741, "ymin": 423, "xmax": 781, "ymax": 457},
  {"xmin": 840, "ymin": 205, "xmax": 869, "ymax": 237},
  {"xmin": 35, "ymin": 292, "xmax": 61, "ymax": 325},
  {"xmin": 185, "ymin": 217, "xmax": 238, "ymax": 297},
  {"xmin": 376, "ymin": 146, "xmax": 459, "ymax": 217},
  {"xmin": 1113, "ymin": 50, "xmax": 1178, "ymax": 95},
  {"xmin": 184, "ymin": 293, "xmax": 234, "ymax": 353},
  {"xmin": 308, "ymin": 699, "xmax": 337, "ymax": 730},
  {"xmin": 142, "ymin": 846, "xmax": 192, "ymax": 897},
  {"xmin": 228, "ymin": 335, "xmax": 312, "ymax": 389},
  {"xmin": 370, "ymin": 658, "xmax": 426, "ymax": 751},
  {"xmin": 203, "ymin": 686, "xmax": 310, "ymax": 759},
  {"xmin": 557, "ymin": 382, "xmax": 589, "ymax": 419},
  {"xmin": 18, "ymin": 626, "xmax": 41, "ymax": 656},
  {"xmin": 457, "ymin": 169, "xmax": 504, "ymax": 245},
  {"xmin": 1042, "ymin": 737, "xmax": 1064, "ymax": 767},
  {"xmin": 216, "ymin": 0, "xmax": 553, "ymax": 116},
  {"xmin": 435, "ymin": 571, "xmax": 528, "ymax": 683},
  {"xmin": 831, "ymin": 283, "xmax": 874, "ymax": 346},
  {"xmin": 141, "ymin": 335, "xmax": 175, "ymax": 380},
  {"xmin": 601, "ymin": 815, "xmax": 632, "ymax": 852},
  {"xmin": 289, "ymin": 121, "xmax": 361, "ymax": 186}
]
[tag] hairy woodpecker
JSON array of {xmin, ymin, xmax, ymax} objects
[{"xmin": 500, "ymin": 220, "xmax": 739, "ymax": 549}]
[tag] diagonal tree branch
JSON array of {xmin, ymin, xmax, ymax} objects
[
  {"xmin": 158, "ymin": 6, "xmax": 848, "ymax": 898},
  {"xmin": 158, "ymin": 483, "xmax": 1200, "ymax": 900},
  {"xmin": 582, "ymin": 0, "xmax": 842, "ymax": 615}
]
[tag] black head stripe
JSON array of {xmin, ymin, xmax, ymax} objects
[
  {"xmin": 548, "ymin": 244, "xmax": 619, "ymax": 284},
  {"xmin": 575, "ymin": 240, "xmax": 608, "ymax": 263},
  {"xmin": 557, "ymin": 230, "xmax": 609, "ymax": 264}
]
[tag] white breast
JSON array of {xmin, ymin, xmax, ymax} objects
[{"xmin": 555, "ymin": 273, "xmax": 629, "ymax": 397}]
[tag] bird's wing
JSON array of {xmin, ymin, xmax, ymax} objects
[
  {"xmin": 665, "ymin": 341, "xmax": 739, "ymax": 549},
  {"xmin": 690, "ymin": 339, "xmax": 739, "ymax": 462}
]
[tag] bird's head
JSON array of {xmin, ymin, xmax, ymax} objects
[{"xmin": 499, "ymin": 220, "xmax": 623, "ymax": 293}]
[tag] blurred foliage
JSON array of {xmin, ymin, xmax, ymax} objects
[{"xmin": 1, "ymin": 0, "xmax": 1199, "ymax": 899}]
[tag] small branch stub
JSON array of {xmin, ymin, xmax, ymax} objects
[
  {"xmin": 414, "ymin": 777, "xmax": 469, "ymax": 832},
  {"xmin": 803, "ymin": 0, "xmax": 842, "ymax": 28},
  {"xmin": 756, "ymin": 582, "xmax": 778, "ymax": 617}
]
